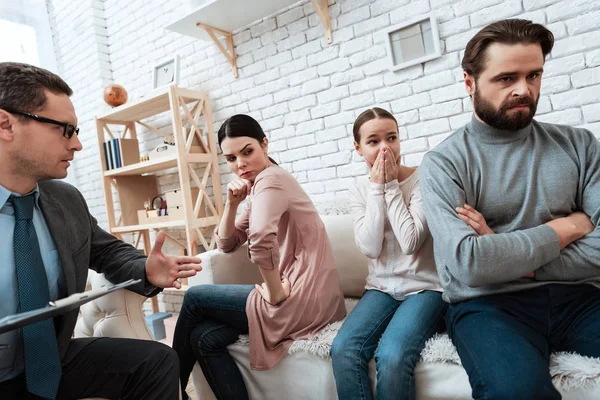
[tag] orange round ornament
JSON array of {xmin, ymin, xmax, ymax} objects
[{"xmin": 104, "ymin": 84, "xmax": 128, "ymax": 107}]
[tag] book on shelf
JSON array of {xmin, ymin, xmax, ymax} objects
[
  {"xmin": 103, "ymin": 141, "xmax": 109, "ymax": 170},
  {"xmin": 103, "ymin": 138, "xmax": 140, "ymax": 170}
]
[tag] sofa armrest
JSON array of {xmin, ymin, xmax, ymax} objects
[
  {"xmin": 74, "ymin": 270, "xmax": 153, "ymax": 340},
  {"xmin": 189, "ymin": 244, "xmax": 263, "ymax": 287}
]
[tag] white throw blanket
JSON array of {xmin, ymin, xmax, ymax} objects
[{"xmin": 235, "ymin": 298, "xmax": 600, "ymax": 392}]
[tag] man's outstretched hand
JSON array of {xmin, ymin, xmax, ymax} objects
[{"xmin": 145, "ymin": 231, "xmax": 202, "ymax": 289}]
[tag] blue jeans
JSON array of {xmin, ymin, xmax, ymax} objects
[
  {"xmin": 331, "ymin": 290, "xmax": 447, "ymax": 400},
  {"xmin": 172, "ymin": 284, "xmax": 253, "ymax": 400},
  {"xmin": 446, "ymin": 284, "xmax": 600, "ymax": 400}
]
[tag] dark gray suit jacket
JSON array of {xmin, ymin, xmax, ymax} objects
[{"xmin": 38, "ymin": 180, "xmax": 160, "ymax": 363}]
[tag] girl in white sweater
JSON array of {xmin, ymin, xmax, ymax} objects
[{"xmin": 330, "ymin": 107, "xmax": 446, "ymax": 400}]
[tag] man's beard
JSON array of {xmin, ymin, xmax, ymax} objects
[{"xmin": 473, "ymin": 87, "xmax": 539, "ymax": 131}]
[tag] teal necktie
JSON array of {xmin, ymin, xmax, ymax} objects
[{"xmin": 10, "ymin": 194, "xmax": 62, "ymax": 399}]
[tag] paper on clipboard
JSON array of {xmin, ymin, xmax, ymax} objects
[{"xmin": 0, "ymin": 279, "xmax": 141, "ymax": 335}]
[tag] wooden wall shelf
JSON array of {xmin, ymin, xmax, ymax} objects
[
  {"xmin": 103, "ymin": 155, "xmax": 179, "ymax": 177},
  {"xmin": 110, "ymin": 215, "xmax": 220, "ymax": 234},
  {"xmin": 103, "ymin": 153, "xmax": 213, "ymax": 177},
  {"xmin": 111, "ymin": 220, "xmax": 188, "ymax": 234},
  {"xmin": 165, "ymin": 0, "xmax": 333, "ymax": 77}
]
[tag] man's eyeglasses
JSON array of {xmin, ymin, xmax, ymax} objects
[{"xmin": 8, "ymin": 110, "xmax": 79, "ymax": 139}]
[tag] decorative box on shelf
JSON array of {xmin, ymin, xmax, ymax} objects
[{"xmin": 136, "ymin": 187, "xmax": 203, "ymax": 224}]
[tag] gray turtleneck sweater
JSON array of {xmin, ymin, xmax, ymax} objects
[{"xmin": 420, "ymin": 116, "xmax": 600, "ymax": 303}]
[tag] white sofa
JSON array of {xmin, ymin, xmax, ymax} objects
[
  {"xmin": 75, "ymin": 270, "xmax": 154, "ymax": 340},
  {"xmin": 74, "ymin": 270, "xmax": 184, "ymax": 400},
  {"xmin": 187, "ymin": 215, "xmax": 600, "ymax": 400}
]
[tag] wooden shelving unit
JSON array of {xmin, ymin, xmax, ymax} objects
[
  {"xmin": 96, "ymin": 85, "xmax": 224, "ymax": 292},
  {"xmin": 165, "ymin": 0, "xmax": 333, "ymax": 77}
]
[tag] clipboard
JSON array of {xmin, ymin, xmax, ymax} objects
[{"xmin": 0, "ymin": 279, "xmax": 141, "ymax": 335}]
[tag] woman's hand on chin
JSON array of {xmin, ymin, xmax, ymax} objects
[{"xmin": 226, "ymin": 178, "xmax": 252, "ymax": 205}]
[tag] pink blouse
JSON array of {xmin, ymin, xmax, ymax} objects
[{"xmin": 217, "ymin": 166, "xmax": 346, "ymax": 370}]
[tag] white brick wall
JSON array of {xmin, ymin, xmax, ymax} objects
[
  {"xmin": 49, "ymin": 0, "xmax": 114, "ymax": 227},
  {"xmin": 48, "ymin": 0, "xmax": 600, "ymax": 286}
]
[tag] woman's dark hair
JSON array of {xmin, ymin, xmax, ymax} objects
[
  {"xmin": 217, "ymin": 114, "xmax": 277, "ymax": 165},
  {"xmin": 352, "ymin": 107, "xmax": 398, "ymax": 142},
  {"xmin": 462, "ymin": 19, "xmax": 554, "ymax": 79}
]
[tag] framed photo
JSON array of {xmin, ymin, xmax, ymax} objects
[
  {"xmin": 152, "ymin": 55, "xmax": 180, "ymax": 89},
  {"xmin": 384, "ymin": 13, "xmax": 442, "ymax": 72}
]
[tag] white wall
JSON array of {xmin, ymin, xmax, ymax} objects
[
  {"xmin": 48, "ymin": 0, "xmax": 600, "ymax": 312},
  {"xmin": 48, "ymin": 0, "xmax": 114, "ymax": 212}
]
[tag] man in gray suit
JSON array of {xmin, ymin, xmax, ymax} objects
[{"xmin": 0, "ymin": 62, "xmax": 202, "ymax": 399}]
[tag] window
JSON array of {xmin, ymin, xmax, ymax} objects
[
  {"xmin": 0, "ymin": 0, "xmax": 58, "ymax": 72},
  {"xmin": 0, "ymin": 1, "xmax": 78, "ymax": 186},
  {"xmin": 384, "ymin": 13, "xmax": 442, "ymax": 72},
  {"xmin": 0, "ymin": 19, "xmax": 40, "ymax": 64}
]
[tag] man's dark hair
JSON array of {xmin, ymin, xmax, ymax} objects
[
  {"xmin": 462, "ymin": 19, "xmax": 554, "ymax": 79},
  {"xmin": 0, "ymin": 62, "xmax": 73, "ymax": 114}
]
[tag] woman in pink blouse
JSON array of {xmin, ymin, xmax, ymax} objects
[{"xmin": 173, "ymin": 114, "xmax": 346, "ymax": 399}]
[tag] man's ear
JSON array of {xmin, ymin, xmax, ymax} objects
[
  {"xmin": 0, "ymin": 110, "xmax": 15, "ymax": 142},
  {"xmin": 464, "ymin": 72, "xmax": 476, "ymax": 97},
  {"xmin": 354, "ymin": 140, "xmax": 363, "ymax": 156}
]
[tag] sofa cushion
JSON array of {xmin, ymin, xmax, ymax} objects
[
  {"xmin": 192, "ymin": 340, "xmax": 473, "ymax": 400},
  {"xmin": 320, "ymin": 215, "xmax": 369, "ymax": 297},
  {"xmin": 189, "ymin": 215, "xmax": 371, "ymax": 297},
  {"xmin": 74, "ymin": 270, "xmax": 154, "ymax": 340}
]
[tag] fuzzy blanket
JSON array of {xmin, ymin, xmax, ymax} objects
[{"xmin": 234, "ymin": 298, "xmax": 600, "ymax": 392}]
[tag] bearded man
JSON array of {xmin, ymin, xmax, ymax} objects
[{"xmin": 420, "ymin": 19, "xmax": 600, "ymax": 400}]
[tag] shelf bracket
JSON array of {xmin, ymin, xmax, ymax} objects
[
  {"xmin": 197, "ymin": 22, "xmax": 238, "ymax": 78},
  {"xmin": 311, "ymin": 0, "xmax": 333, "ymax": 44}
]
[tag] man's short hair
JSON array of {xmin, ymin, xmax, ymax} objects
[
  {"xmin": 0, "ymin": 62, "xmax": 73, "ymax": 114},
  {"xmin": 462, "ymin": 19, "xmax": 554, "ymax": 79}
]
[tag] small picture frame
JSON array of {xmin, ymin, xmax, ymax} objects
[
  {"xmin": 384, "ymin": 13, "xmax": 442, "ymax": 72},
  {"xmin": 152, "ymin": 55, "xmax": 180, "ymax": 89}
]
